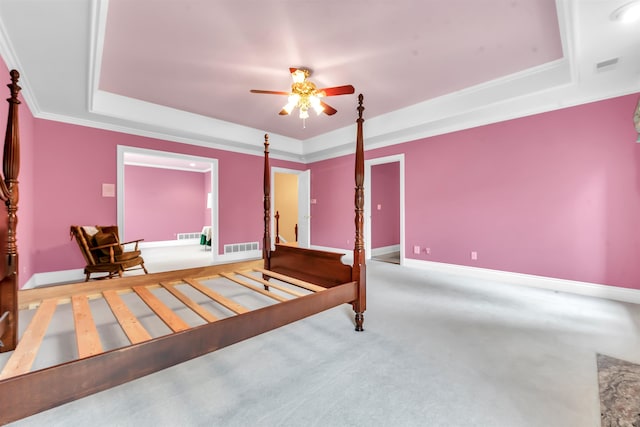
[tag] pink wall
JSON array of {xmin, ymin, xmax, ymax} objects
[
  {"xmin": 371, "ymin": 162, "xmax": 400, "ymax": 248},
  {"xmin": 311, "ymin": 93, "xmax": 640, "ymax": 289},
  {"xmin": 31, "ymin": 119, "xmax": 302, "ymax": 273},
  {"xmin": 5, "ymin": 53, "xmax": 640, "ymax": 290},
  {"xmin": 309, "ymin": 155, "xmax": 355, "ymax": 249},
  {"xmin": 0, "ymin": 62, "xmax": 36, "ymax": 288},
  {"xmin": 124, "ymin": 165, "xmax": 206, "ymax": 241}
]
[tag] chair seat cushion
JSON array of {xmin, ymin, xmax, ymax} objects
[{"xmin": 98, "ymin": 250, "xmax": 141, "ymax": 264}]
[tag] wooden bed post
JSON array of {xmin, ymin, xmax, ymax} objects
[
  {"xmin": 263, "ymin": 134, "xmax": 271, "ymax": 272},
  {"xmin": 0, "ymin": 70, "xmax": 21, "ymax": 352},
  {"xmin": 352, "ymin": 94, "xmax": 366, "ymax": 331}
]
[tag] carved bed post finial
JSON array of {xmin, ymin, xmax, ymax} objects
[
  {"xmin": 263, "ymin": 134, "xmax": 271, "ymax": 271},
  {"xmin": 352, "ymin": 94, "xmax": 366, "ymax": 331},
  {"xmin": 0, "ymin": 69, "xmax": 21, "ymax": 352}
]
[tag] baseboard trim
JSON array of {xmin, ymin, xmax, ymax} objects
[
  {"xmin": 216, "ymin": 250, "xmax": 262, "ymax": 263},
  {"xmin": 23, "ymin": 269, "xmax": 85, "ymax": 289},
  {"xmin": 30, "ymin": 250, "xmax": 632, "ymax": 305},
  {"xmin": 403, "ymin": 258, "xmax": 640, "ymax": 305},
  {"xmin": 371, "ymin": 244, "xmax": 400, "ymax": 257}
]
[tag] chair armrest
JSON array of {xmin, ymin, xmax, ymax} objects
[
  {"xmin": 92, "ymin": 242, "xmax": 120, "ymax": 251},
  {"xmin": 122, "ymin": 239, "xmax": 144, "ymax": 251},
  {"xmin": 91, "ymin": 242, "xmax": 118, "ymax": 263}
]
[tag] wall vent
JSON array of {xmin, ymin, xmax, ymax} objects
[
  {"xmin": 224, "ymin": 241, "xmax": 259, "ymax": 254},
  {"xmin": 176, "ymin": 232, "xmax": 201, "ymax": 240}
]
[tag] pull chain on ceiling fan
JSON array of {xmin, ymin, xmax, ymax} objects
[{"xmin": 250, "ymin": 67, "xmax": 354, "ymax": 127}]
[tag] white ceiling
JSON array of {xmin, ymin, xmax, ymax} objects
[{"xmin": 0, "ymin": 0, "xmax": 638, "ymax": 164}]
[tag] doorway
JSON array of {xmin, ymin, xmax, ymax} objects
[
  {"xmin": 271, "ymin": 167, "xmax": 311, "ymax": 249},
  {"xmin": 117, "ymin": 146, "xmax": 218, "ymax": 260},
  {"xmin": 364, "ymin": 154, "xmax": 405, "ymax": 265}
]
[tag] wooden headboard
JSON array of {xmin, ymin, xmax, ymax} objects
[{"xmin": 262, "ymin": 94, "xmax": 367, "ymax": 329}]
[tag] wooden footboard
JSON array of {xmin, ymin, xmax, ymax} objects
[{"xmin": 0, "ymin": 261, "xmax": 357, "ymax": 424}]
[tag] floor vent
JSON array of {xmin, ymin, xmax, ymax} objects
[
  {"xmin": 177, "ymin": 232, "xmax": 201, "ymax": 240},
  {"xmin": 224, "ymin": 241, "xmax": 259, "ymax": 254}
]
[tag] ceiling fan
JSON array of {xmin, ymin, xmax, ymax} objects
[{"xmin": 250, "ymin": 67, "xmax": 355, "ymax": 120}]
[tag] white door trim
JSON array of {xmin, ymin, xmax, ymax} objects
[{"xmin": 364, "ymin": 154, "xmax": 405, "ymax": 265}]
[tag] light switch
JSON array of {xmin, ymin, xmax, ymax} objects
[{"xmin": 377, "ymin": 204, "xmax": 382, "ymax": 210}]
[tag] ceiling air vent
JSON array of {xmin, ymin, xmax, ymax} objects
[{"xmin": 596, "ymin": 57, "xmax": 619, "ymax": 72}]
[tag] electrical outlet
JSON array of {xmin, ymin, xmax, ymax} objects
[
  {"xmin": 425, "ymin": 247, "xmax": 431, "ymax": 254},
  {"xmin": 413, "ymin": 245, "xmax": 420, "ymax": 254},
  {"xmin": 471, "ymin": 251, "xmax": 478, "ymax": 260}
]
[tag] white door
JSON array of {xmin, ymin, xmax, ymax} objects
[{"xmin": 297, "ymin": 170, "xmax": 310, "ymax": 248}]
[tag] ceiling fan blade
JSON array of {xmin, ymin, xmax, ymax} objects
[
  {"xmin": 289, "ymin": 67, "xmax": 298, "ymax": 74},
  {"xmin": 278, "ymin": 108, "xmax": 290, "ymax": 116},
  {"xmin": 250, "ymin": 89, "xmax": 290, "ymax": 95},
  {"xmin": 320, "ymin": 101, "xmax": 337, "ymax": 116},
  {"xmin": 317, "ymin": 85, "xmax": 355, "ymax": 97}
]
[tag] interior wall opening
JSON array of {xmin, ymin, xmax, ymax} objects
[
  {"xmin": 365, "ymin": 154, "xmax": 405, "ymax": 265},
  {"xmin": 117, "ymin": 146, "xmax": 218, "ymax": 261}
]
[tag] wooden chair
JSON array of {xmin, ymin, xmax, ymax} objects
[{"xmin": 70, "ymin": 225, "xmax": 149, "ymax": 281}]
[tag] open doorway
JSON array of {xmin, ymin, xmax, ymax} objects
[
  {"xmin": 117, "ymin": 146, "xmax": 218, "ymax": 261},
  {"xmin": 365, "ymin": 154, "xmax": 405, "ymax": 265},
  {"xmin": 271, "ymin": 167, "xmax": 310, "ymax": 249}
]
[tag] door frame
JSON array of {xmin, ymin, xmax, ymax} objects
[
  {"xmin": 364, "ymin": 154, "xmax": 405, "ymax": 264},
  {"xmin": 270, "ymin": 167, "xmax": 311, "ymax": 249}
]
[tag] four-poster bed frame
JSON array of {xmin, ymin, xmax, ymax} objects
[{"xmin": 0, "ymin": 70, "xmax": 366, "ymax": 425}]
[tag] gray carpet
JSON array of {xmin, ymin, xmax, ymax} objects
[{"xmin": 7, "ymin": 260, "xmax": 640, "ymax": 426}]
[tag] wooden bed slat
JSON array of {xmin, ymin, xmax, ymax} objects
[
  {"xmin": 0, "ymin": 299, "xmax": 57, "ymax": 380},
  {"xmin": 183, "ymin": 278, "xmax": 249, "ymax": 314},
  {"xmin": 255, "ymin": 268, "xmax": 327, "ymax": 293},
  {"xmin": 133, "ymin": 286, "xmax": 190, "ymax": 333},
  {"xmin": 71, "ymin": 295, "xmax": 103, "ymax": 359},
  {"xmin": 162, "ymin": 283, "xmax": 218, "ymax": 323},
  {"xmin": 103, "ymin": 290, "xmax": 152, "ymax": 345},
  {"xmin": 220, "ymin": 272, "xmax": 288, "ymax": 302},
  {"xmin": 236, "ymin": 271, "xmax": 305, "ymax": 297},
  {"xmin": 17, "ymin": 259, "xmax": 264, "ymax": 310}
]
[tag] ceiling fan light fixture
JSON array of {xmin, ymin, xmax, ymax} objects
[
  {"xmin": 310, "ymin": 95, "xmax": 324, "ymax": 115},
  {"xmin": 250, "ymin": 67, "xmax": 353, "ymax": 124},
  {"xmin": 291, "ymin": 69, "xmax": 308, "ymax": 83},
  {"xmin": 283, "ymin": 94, "xmax": 300, "ymax": 114},
  {"xmin": 611, "ymin": 1, "xmax": 640, "ymax": 22}
]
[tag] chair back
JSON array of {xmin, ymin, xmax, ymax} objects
[{"xmin": 69, "ymin": 225, "xmax": 98, "ymax": 266}]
